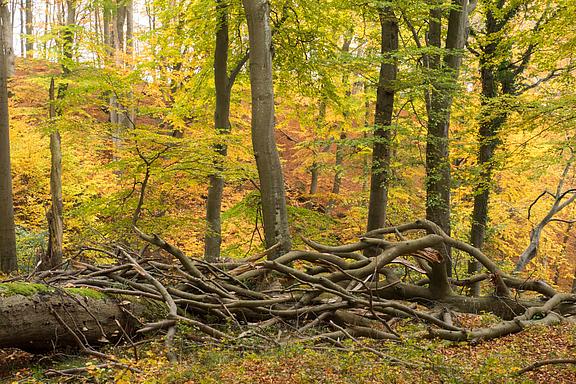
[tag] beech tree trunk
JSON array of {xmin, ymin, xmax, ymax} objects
[
  {"xmin": 425, "ymin": 0, "xmax": 468, "ymax": 296},
  {"xmin": 205, "ymin": 0, "xmax": 232, "ymax": 262},
  {"xmin": 0, "ymin": 290, "xmax": 141, "ymax": 351},
  {"xmin": 18, "ymin": 0, "xmax": 23, "ymax": 58},
  {"xmin": 0, "ymin": 12, "xmax": 16, "ymax": 273},
  {"xmin": 366, "ymin": 6, "xmax": 398, "ymax": 233},
  {"xmin": 61, "ymin": 0, "xmax": 75, "ymax": 74},
  {"xmin": 468, "ymin": 6, "xmax": 509, "ymax": 295},
  {"xmin": 331, "ymin": 130, "xmax": 346, "ymax": 196},
  {"xmin": 242, "ymin": 0, "xmax": 291, "ymax": 258},
  {"xmin": 308, "ymin": 99, "xmax": 326, "ymax": 195},
  {"xmin": 103, "ymin": 5, "xmax": 111, "ymax": 51},
  {"xmin": 0, "ymin": 3, "xmax": 14, "ymax": 77},
  {"xmin": 125, "ymin": 0, "xmax": 133, "ymax": 55},
  {"xmin": 43, "ymin": 78, "xmax": 63, "ymax": 270},
  {"xmin": 24, "ymin": 0, "xmax": 31, "ymax": 55}
]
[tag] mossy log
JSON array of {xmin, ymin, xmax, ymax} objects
[{"xmin": 0, "ymin": 283, "xmax": 142, "ymax": 351}]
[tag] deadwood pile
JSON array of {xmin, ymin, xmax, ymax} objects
[{"xmin": 3, "ymin": 220, "xmax": 575, "ymax": 362}]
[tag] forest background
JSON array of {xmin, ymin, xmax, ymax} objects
[{"xmin": 0, "ymin": 0, "xmax": 576, "ymax": 381}]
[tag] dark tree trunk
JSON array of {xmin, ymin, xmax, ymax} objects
[
  {"xmin": 103, "ymin": 5, "xmax": 111, "ymax": 51},
  {"xmin": 114, "ymin": 1, "xmax": 126, "ymax": 55},
  {"xmin": 0, "ymin": 13, "xmax": 17, "ymax": 273},
  {"xmin": 205, "ymin": 0, "xmax": 232, "ymax": 262},
  {"xmin": 242, "ymin": 0, "xmax": 291, "ymax": 258},
  {"xmin": 468, "ymin": 7, "xmax": 504, "ymax": 296},
  {"xmin": 366, "ymin": 6, "xmax": 398, "ymax": 233},
  {"xmin": 25, "ymin": 0, "xmax": 32, "ymax": 55},
  {"xmin": 331, "ymin": 130, "xmax": 346, "ymax": 196},
  {"xmin": 309, "ymin": 99, "xmax": 326, "ymax": 195},
  {"xmin": 468, "ymin": 1, "xmax": 520, "ymax": 294},
  {"xmin": 425, "ymin": 0, "xmax": 468, "ymax": 296},
  {"xmin": 43, "ymin": 78, "xmax": 63, "ymax": 270},
  {"xmin": 125, "ymin": 0, "xmax": 133, "ymax": 55}
]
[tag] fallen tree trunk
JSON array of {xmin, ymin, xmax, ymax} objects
[{"xmin": 0, "ymin": 285, "xmax": 142, "ymax": 351}]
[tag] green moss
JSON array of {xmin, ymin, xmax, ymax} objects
[
  {"xmin": 0, "ymin": 283, "xmax": 108, "ymax": 300},
  {"xmin": 0, "ymin": 282, "xmax": 54, "ymax": 296},
  {"xmin": 64, "ymin": 287, "xmax": 107, "ymax": 300}
]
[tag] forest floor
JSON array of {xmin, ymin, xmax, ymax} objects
[{"xmin": 1, "ymin": 320, "xmax": 574, "ymax": 383}]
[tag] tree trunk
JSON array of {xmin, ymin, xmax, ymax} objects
[
  {"xmin": 18, "ymin": 0, "xmax": 23, "ymax": 57},
  {"xmin": 43, "ymin": 0, "xmax": 48, "ymax": 58},
  {"xmin": 331, "ymin": 130, "xmax": 346, "ymax": 196},
  {"xmin": 0, "ymin": 13, "xmax": 16, "ymax": 273},
  {"xmin": 425, "ymin": 0, "xmax": 468, "ymax": 296},
  {"xmin": 0, "ymin": 287, "xmax": 142, "ymax": 351},
  {"xmin": 0, "ymin": 4, "xmax": 14, "ymax": 77},
  {"xmin": 366, "ymin": 6, "xmax": 398, "ymax": 233},
  {"xmin": 125, "ymin": 0, "xmax": 133, "ymax": 55},
  {"xmin": 61, "ymin": 0, "xmax": 75, "ymax": 74},
  {"xmin": 43, "ymin": 78, "xmax": 63, "ymax": 270},
  {"xmin": 309, "ymin": 98, "xmax": 326, "ymax": 195},
  {"xmin": 103, "ymin": 4, "xmax": 111, "ymax": 51},
  {"xmin": 114, "ymin": 1, "xmax": 126, "ymax": 56},
  {"xmin": 205, "ymin": 0, "xmax": 232, "ymax": 262},
  {"xmin": 25, "ymin": 0, "xmax": 32, "ymax": 55},
  {"xmin": 468, "ymin": 7, "xmax": 507, "ymax": 296},
  {"xmin": 242, "ymin": 0, "xmax": 291, "ymax": 258}
]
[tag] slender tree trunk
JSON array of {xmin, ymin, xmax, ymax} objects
[
  {"xmin": 425, "ymin": 0, "xmax": 468, "ymax": 296},
  {"xmin": 362, "ymin": 96, "xmax": 371, "ymax": 193},
  {"xmin": 43, "ymin": 78, "xmax": 63, "ymax": 270},
  {"xmin": 205, "ymin": 0, "xmax": 232, "ymax": 262},
  {"xmin": 24, "ymin": 0, "xmax": 31, "ymax": 55},
  {"xmin": 329, "ymin": 39, "xmax": 352, "ymax": 205},
  {"xmin": 366, "ymin": 6, "xmax": 398, "ymax": 233},
  {"xmin": 0, "ymin": 10, "xmax": 17, "ymax": 273},
  {"xmin": 43, "ymin": 0, "xmax": 48, "ymax": 58},
  {"xmin": 18, "ymin": 0, "xmax": 23, "ymax": 57},
  {"xmin": 242, "ymin": 0, "xmax": 291, "ymax": 258},
  {"xmin": 125, "ymin": 0, "xmax": 133, "ymax": 55},
  {"xmin": 309, "ymin": 98, "xmax": 326, "ymax": 195},
  {"xmin": 331, "ymin": 130, "xmax": 346, "ymax": 196},
  {"xmin": 61, "ymin": 0, "xmax": 75, "ymax": 74}
]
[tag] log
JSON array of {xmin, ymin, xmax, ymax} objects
[{"xmin": 0, "ymin": 284, "xmax": 141, "ymax": 351}]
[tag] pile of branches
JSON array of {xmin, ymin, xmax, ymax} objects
[{"xmin": 33, "ymin": 220, "xmax": 576, "ymax": 361}]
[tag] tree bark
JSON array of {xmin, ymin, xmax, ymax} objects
[
  {"xmin": 125, "ymin": 0, "xmax": 133, "ymax": 55},
  {"xmin": 366, "ymin": 6, "xmax": 398, "ymax": 233},
  {"xmin": 0, "ymin": 11, "xmax": 16, "ymax": 273},
  {"xmin": 61, "ymin": 0, "xmax": 76, "ymax": 74},
  {"xmin": 331, "ymin": 130, "xmax": 346, "ymax": 196},
  {"xmin": 103, "ymin": 4, "xmax": 111, "ymax": 51},
  {"xmin": 242, "ymin": 0, "xmax": 291, "ymax": 258},
  {"xmin": 309, "ymin": 99, "xmax": 326, "ymax": 195},
  {"xmin": 25, "ymin": 0, "xmax": 32, "ymax": 55},
  {"xmin": 18, "ymin": 0, "xmax": 23, "ymax": 58},
  {"xmin": 43, "ymin": 78, "xmax": 63, "ymax": 270},
  {"xmin": 468, "ymin": 1, "xmax": 525, "ymax": 293},
  {"xmin": 205, "ymin": 0, "xmax": 232, "ymax": 262},
  {"xmin": 0, "ymin": 288, "xmax": 141, "ymax": 351},
  {"xmin": 0, "ymin": 3, "xmax": 14, "ymax": 77},
  {"xmin": 425, "ymin": 0, "xmax": 468, "ymax": 296}
]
